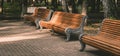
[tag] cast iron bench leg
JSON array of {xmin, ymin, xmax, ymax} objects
[
  {"xmin": 79, "ymin": 34, "xmax": 86, "ymax": 51},
  {"xmin": 65, "ymin": 28, "xmax": 72, "ymax": 41},
  {"xmin": 35, "ymin": 18, "xmax": 41, "ymax": 29},
  {"xmin": 66, "ymin": 33, "xmax": 70, "ymax": 41}
]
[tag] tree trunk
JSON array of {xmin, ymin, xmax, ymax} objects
[
  {"xmin": 61, "ymin": 0, "xmax": 69, "ymax": 12},
  {"xmin": 21, "ymin": 0, "xmax": 24, "ymax": 17},
  {"xmin": 109, "ymin": 0, "xmax": 118, "ymax": 18},
  {"xmin": 77, "ymin": 0, "xmax": 83, "ymax": 13},
  {"xmin": 91, "ymin": 0, "xmax": 95, "ymax": 12},
  {"xmin": 51, "ymin": 0, "xmax": 58, "ymax": 11},
  {"xmin": 1, "ymin": 0, "xmax": 4, "ymax": 14},
  {"xmin": 96, "ymin": 0, "xmax": 100, "ymax": 12},
  {"xmin": 102, "ymin": 0, "xmax": 118, "ymax": 18},
  {"xmin": 21, "ymin": 0, "xmax": 27, "ymax": 17},
  {"xmin": 101, "ymin": 0, "xmax": 109, "ymax": 18},
  {"xmin": 71, "ymin": 0, "xmax": 77, "ymax": 13},
  {"xmin": 45, "ymin": 0, "xmax": 48, "ymax": 6},
  {"xmin": 81, "ymin": 0, "xmax": 87, "ymax": 16}
]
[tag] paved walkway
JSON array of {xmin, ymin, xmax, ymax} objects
[{"xmin": 0, "ymin": 19, "xmax": 113, "ymax": 56}]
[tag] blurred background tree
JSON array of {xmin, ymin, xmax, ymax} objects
[{"xmin": 0, "ymin": 0, "xmax": 119, "ymax": 19}]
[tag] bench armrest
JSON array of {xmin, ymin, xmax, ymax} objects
[{"xmin": 45, "ymin": 10, "xmax": 54, "ymax": 21}]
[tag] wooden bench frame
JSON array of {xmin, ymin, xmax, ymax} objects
[
  {"xmin": 50, "ymin": 13, "xmax": 87, "ymax": 41},
  {"xmin": 39, "ymin": 11, "xmax": 87, "ymax": 41},
  {"xmin": 79, "ymin": 19, "xmax": 120, "ymax": 55}
]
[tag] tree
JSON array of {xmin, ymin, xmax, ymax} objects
[
  {"xmin": 51, "ymin": 0, "xmax": 58, "ymax": 11},
  {"xmin": 96, "ymin": 0, "xmax": 100, "ymax": 12},
  {"xmin": 44, "ymin": 0, "xmax": 49, "ymax": 6},
  {"xmin": 101, "ymin": 0, "xmax": 118, "ymax": 18},
  {"xmin": 21, "ymin": 0, "xmax": 28, "ymax": 17},
  {"xmin": 61, "ymin": 0, "xmax": 69, "ymax": 12},
  {"xmin": 77, "ymin": 0, "xmax": 83, "ymax": 13},
  {"xmin": 108, "ymin": 0, "xmax": 118, "ymax": 18},
  {"xmin": 89, "ymin": 0, "xmax": 96, "ymax": 12},
  {"xmin": 0, "ymin": 0, "xmax": 4, "ymax": 14},
  {"xmin": 69, "ymin": 0, "xmax": 77, "ymax": 13},
  {"xmin": 81, "ymin": 0, "xmax": 87, "ymax": 16}
]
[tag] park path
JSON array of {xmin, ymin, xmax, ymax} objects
[{"xmin": 0, "ymin": 19, "xmax": 112, "ymax": 56}]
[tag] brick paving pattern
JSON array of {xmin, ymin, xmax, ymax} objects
[{"xmin": 0, "ymin": 19, "xmax": 113, "ymax": 56}]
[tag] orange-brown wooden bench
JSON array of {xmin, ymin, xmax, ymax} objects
[
  {"xmin": 23, "ymin": 8, "xmax": 54, "ymax": 29},
  {"xmin": 39, "ymin": 11, "xmax": 87, "ymax": 41},
  {"xmin": 79, "ymin": 19, "xmax": 120, "ymax": 56},
  {"xmin": 52, "ymin": 13, "xmax": 87, "ymax": 41}
]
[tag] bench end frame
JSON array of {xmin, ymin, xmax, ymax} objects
[{"xmin": 65, "ymin": 16, "xmax": 88, "ymax": 41}]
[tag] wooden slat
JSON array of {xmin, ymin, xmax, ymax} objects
[
  {"xmin": 101, "ymin": 19, "xmax": 120, "ymax": 36},
  {"xmin": 37, "ymin": 8, "xmax": 50, "ymax": 19}
]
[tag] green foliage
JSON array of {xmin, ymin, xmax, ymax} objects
[
  {"xmin": 3, "ymin": 2, "xmax": 21, "ymax": 14},
  {"xmin": 109, "ymin": 17, "xmax": 117, "ymax": 20},
  {"xmin": 57, "ymin": 6, "xmax": 63, "ymax": 11},
  {"xmin": 33, "ymin": 3, "xmax": 41, "ymax": 6}
]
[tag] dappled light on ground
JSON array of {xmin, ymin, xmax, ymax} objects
[
  {"xmin": 0, "ymin": 31, "xmax": 49, "ymax": 43},
  {"xmin": 0, "ymin": 19, "xmax": 113, "ymax": 56},
  {"xmin": 0, "ymin": 19, "xmax": 51, "ymax": 42}
]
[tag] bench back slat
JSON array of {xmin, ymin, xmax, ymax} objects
[
  {"xmin": 100, "ymin": 19, "xmax": 120, "ymax": 36},
  {"xmin": 23, "ymin": 8, "xmax": 53, "ymax": 22},
  {"xmin": 60, "ymin": 13, "xmax": 84, "ymax": 28},
  {"xmin": 49, "ymin": 11, "xmax": 66, "ymax": 24},
  {"xmin": 37, "ymin": 8, "xmax": 51, "ymax": 19}
]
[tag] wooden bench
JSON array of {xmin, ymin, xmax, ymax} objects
[
  {"xmin": 79, "ymin": 19, "xmax": 120, "ymax": 55},
  {"xmin": 52, "ymin": 13, "xmax": 87, "ymax": 41},
  {"xmin": 39, "ymin": 11, "xmax": 66, "ymax": 29},
  {"xmin": 40, "ymin": 11, "xmax": 87, "ymax": 41},
  {"xmin": 23, "ymin": 8, "xmax": 53, "ymax": 28},
  {"xmin": 23, "ymin": 7, "xmax": 53, "ymax": 22},
  {"xmin": 51, "ymin": 13, "xmax": 87, "ymax": 41}
]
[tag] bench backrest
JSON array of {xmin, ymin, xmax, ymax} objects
[
  {"xmin": 53, "ymin": 12, "xmax": 84, "ymax": 29},
  {"xmin": 63, "ymin": 13, "xmax": 84, "ymax": 28},
  {"xmin": 37, "ymin": 8, "xmax": 52, "ymax": 19},
  {"xmin": 100, "ymin": 19, "xmax": 120, "ymax": 37},
  {"xmin": 48, "ymin": 11, "xmax": 85, "ymax": 29},
  {"xmin": 49, "ymin": 11, "xmax": 66, "ymax": 24},
  {"xmin": 32, "ymin": 7, "xmax": 39, "ymax": 16}
]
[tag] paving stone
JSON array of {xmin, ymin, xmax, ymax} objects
[{"xmin": 0, "ymin": 19, "xmax": 113, "ymax": 56}]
